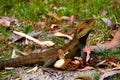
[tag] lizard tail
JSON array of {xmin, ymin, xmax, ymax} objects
[{"xmin": 0, "ymin": 54, "xmax": 42, "ymax": 70}]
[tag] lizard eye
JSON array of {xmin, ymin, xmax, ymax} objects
[
  {"xmin": 78, "ymin": 28, "xmax": 83, "ymax": 32},
  {"xmin": 84, "ymin": 20, "xmax": 90, "ymax": 24}
]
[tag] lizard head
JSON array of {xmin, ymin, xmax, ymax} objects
[
  {"xmin": 76, "ymin": 18, "xmax": 95, "ymax": 64},
  {"xmin": 76, "ymin": 18, "xmax": 95, "ymax": 38}
]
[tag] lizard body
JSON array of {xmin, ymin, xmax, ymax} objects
[{"xmin": 0, "ymin": 18, "xmax": 95, "ymax": 70}]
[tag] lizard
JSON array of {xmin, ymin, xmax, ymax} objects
[{"xmin": 0, "ymin": 18, "xmax": 95, "ymax": 70}]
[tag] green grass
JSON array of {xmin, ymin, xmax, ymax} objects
[{"xmin": 0, "ymin": 0, "xmax": 120, "ymax": 79}]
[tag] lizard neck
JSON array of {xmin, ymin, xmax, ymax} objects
[
  {"xmin": 64, "ymin": 31, "xmax": 91, "ymax": 59},
  {"xmin": 59, "ymin": 30, "xmax": 91, "ymax": 53}
]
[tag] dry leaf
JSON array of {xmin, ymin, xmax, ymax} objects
[
  {"xmin": 32, "ymin": 21, "xmax": 46, "ymax": 30},
  {"xmin": 54, "ymin": 32, "xmax": 73, "ymax": 40},
  {"xmin": 86, "ymin": 29, "xmax": 120, "ymax": 52},
  {"xmin": 0, "ymin": 16, "xmax": 10, "ymax": 26},
  {"xmin": 50, "ymin": 24, "xmax": 57, "ymax": 29},
  {"xmin": 3, "ymin": 19, "xmax": 10, "ymax": 26},
  {"xmin": 13, "ymin": 31, "xmax": 54, "ymax": 47},
  {"xmin": 101, "ymin": 18, "xmax": 116, "ymax": 28},
  {"xmin": 5, "ymin": 67, "xmax": 14, "ymax": 70},
  {"xmin": 101, "ymin": 9, "xmax": 107, "ymax": 15},
  {"xmin": 99, "ymin": 70, "xmax": 120, "ymax": 80},
  {"xmin": 60, "ymin": 16, "xmax": 70, "ymax": 21},
  {"xmin": 110, "ymin": 66, "xmax": 120, "ymax": 71},
  {"xmin": 78, "ymin": 66, "xmax": 94, "ymax": 71},
  {"xmin": 96, "ymin": 60, "xmax": 106, "ymax": 66},
  {"xmin": 33, "ymin": 21, "xmax": 46, "ymax": 26},
  {"xmin": 54, "ymin": 58, "xmax": 71, "ymax": 69},
  {"xmin": 0, "ymin": 19, "xmax": 4, "ymax": 25},
  {"xmin": 75, "ymin": 74, "xmax": 91, "ymax": 80},
  {"xmin": 70, "ymin": 15, "xmax": 75, "ymax": 24},
  {"xmin": 0, "ymin": 56, "xmax": 2, "ymax": 59},
  {"xmin": 109, "ymin": 62, "xmax": 118, "ymax": 67},
  {"xmin": 74, "ymin": 57, "xmax": 82, "ymax": 61},
  {"xmin": 0, "ymin": 16, "xmax": 18, "ymax": 26},
  {"xmin": 54, "ymin": 59, "xmax": 65, "ymax": 68},
  {"xmin": 37, "ymin": 41, "xmax": 54, "ymax": 47},
  {"xmin": 67, "ymin": 60, "xmax": 80, "ymax": 70},
  {"xmin": 10, "ymin": 31, "xmax": 42, "ymax": 43},
  {"xmin": 15, "ymin": 77, "xmax": 21, "ymax": 80},
  {"xmin": 26, "ymin": 66, "xmax": 38, "ymax": 73},
  {"xmin": 98, "ymin": 65, "xmax": 120, "ymax": 73},
  {"xmin": 48, "ymin": 12, "xmax": 60, "ymax": 20},
  {"xmin": 14, "ymin": 68, "xmax": 22, "ymax": 72},
  {"xmin": 11, "ymin": 49, "xmax": 19, "ymax": 58},
  {"xmin": 83, "ymin": 46, "xmax": 91, "ymax": 62}
]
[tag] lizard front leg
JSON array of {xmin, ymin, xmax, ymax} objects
[
  {"xmin": 43, "ymin": 56, "xmax": 58, "ymax": 67},
  {"xmin": 43, "ymin": 49, "xmax": 66, "ymax": 67}
]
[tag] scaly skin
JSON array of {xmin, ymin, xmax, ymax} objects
[{"xmin": 0, "ymin": 18, "xmax": 95, "ymax": 70}]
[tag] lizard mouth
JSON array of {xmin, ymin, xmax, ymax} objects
[
  {"xmin": 89, "ymin": 18, "xmax": 95, "ymax": 26},
  {"xmin": 83, "ymin": 18, "xmax": 95, "ymax": 26}
]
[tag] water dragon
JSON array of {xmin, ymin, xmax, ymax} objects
[{"xmin": 0, "ymin": 18, "xmax": 95, "ymax": 70}]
